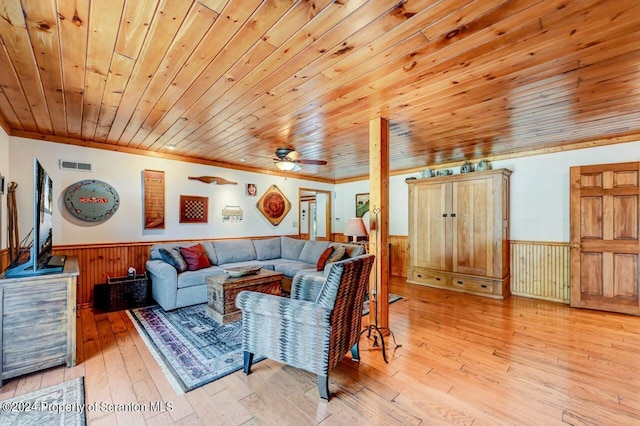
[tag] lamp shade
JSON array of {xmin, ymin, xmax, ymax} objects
[
  {"xmin": 275, "ymin": 160, "xmax": 296, "ymax": 171},
  {"xmin": 344, "ymin": 217, "xmax": 368, "ymax": 242}
]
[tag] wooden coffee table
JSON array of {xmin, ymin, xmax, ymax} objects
[{"xmin": 205, "ymin": 269, "xmax": 284, "ymax": 324}]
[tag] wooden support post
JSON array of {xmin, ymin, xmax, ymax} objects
[{"xmin": 368, "ymin": 117, "xmax": 390, "ymax": 331}]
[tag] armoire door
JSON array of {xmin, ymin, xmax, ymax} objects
[
  {"xmin": 570, "ymin": 162, "xmax": 640, "ymax": 315},
  {"xmin": 452, "ymin": 177, "xmax": 494, "ymax": 277},
  {"xmin": 410, "ymin": 182, "xmax": 451, "ymax": 270}
]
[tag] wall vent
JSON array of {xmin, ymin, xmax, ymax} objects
[{"xmin": 59, "ymin": 159, "xmax": 93, "ymax": 172}]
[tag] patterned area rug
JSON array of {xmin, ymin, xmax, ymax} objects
[
  {"xmin": 128, "ymin": 304, "xmax": 259, "ymax": 393},
  {"xmin": 129, "ymin": 294, "xmax": 403, "ymax": 394},
  {"xmin": 0, "ymin": 377, "xmax": 85, "ymax": 426}
]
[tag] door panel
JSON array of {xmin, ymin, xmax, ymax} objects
[
  {"xmin": 411, "ymin": 183, "xmax": 450, "ymax": 270},
  {"xmin": 614, "ymin": 196, "xmax": 638, "ymax": 239},
  {"xmin": 614, "ymin": 254, "xmax": 638, "ymax": 298},
  {"xmin": 581, "ymin": 197, "xmax": 603, "ymax": 239},
  {"xmin": 570, "ymin": 162, "xmax": 640, "ymax": 315},
  {"xmin": 453, "ymin": 178, "xmax": 493, "ymax": 276}
]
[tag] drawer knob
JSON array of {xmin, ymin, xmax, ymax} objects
[
  {"xmin": 435, "ymin": 277, "xmax": 441, "ymax": 281},
  {"xmin": 417, "ymin": 274, "xmax": 423, "ymax": 278},
  {"xmin": 481, "ymin": 284, "xmax": 487, "ymax": 288},
  {"xmin": 456, "ymin": 281, "xmax": 463, "ymax": 285}
]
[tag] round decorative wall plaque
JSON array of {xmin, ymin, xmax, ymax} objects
[
  {"xmin": 256, "ymin": 184, "xmax": 291, "ymax": 226},
  {"xmin": 64, "ymin": 179, "xmax": 120, "ymax": 222}
]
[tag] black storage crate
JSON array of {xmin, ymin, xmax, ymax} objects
[{"xmin": 94, "ymin": 274, "xmax": 151, "ymax": 311}]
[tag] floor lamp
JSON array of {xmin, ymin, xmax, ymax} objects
[{"xmin": 360, "ymin": 207, "xmax": 400, "ymax": 363}]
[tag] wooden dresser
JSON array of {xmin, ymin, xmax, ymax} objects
[
  {"xmin": 0, "ymin": 257, "xmax": 79, "ymax": 385},
  {"xmin": 406, "ymin": 169, "xmax": 511, "ymax": 299}
]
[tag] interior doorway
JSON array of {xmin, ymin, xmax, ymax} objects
[{"xmin": 298, "ymin": 188, "xmax": 332, "ymax": 241}]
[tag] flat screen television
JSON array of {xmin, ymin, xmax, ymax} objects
[{"xmin": 4, "ymin": 159, "xmax": 65, "ymax": 277}]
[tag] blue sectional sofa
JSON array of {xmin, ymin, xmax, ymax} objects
[{"xmin": 145, "ymin": 236, "xmax": 365, "ymax": 311}]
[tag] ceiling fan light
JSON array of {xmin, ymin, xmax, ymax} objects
[{"xmin": 276, "ymin": 160, "xmax": 296, "ymax": 171}]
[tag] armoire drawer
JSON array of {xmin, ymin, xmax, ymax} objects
[
  {"xmin": 451, "ymin": 277, "xmax": 494, "ymax": 294},
  {"xmin": 411, "ymin": 269, "xmax": 450, "ymax": 287}
]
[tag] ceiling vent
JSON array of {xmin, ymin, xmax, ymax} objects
[{"xmin": 59, "ymin": 159, "xmax": 93, "ymax": 172}]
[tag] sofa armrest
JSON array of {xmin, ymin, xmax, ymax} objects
[
  {"xmin": 290, "ymin": 274, "xmax": 326, "ymax": 302},
  {"xmin": 235, "ymin": 291, "xmax": 331, "ymax": 326},
  {"xmin": 145, "ymin": 259, "xmax": 178, "ymax": 310}
]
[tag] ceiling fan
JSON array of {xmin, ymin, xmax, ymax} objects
[{"xmin": 274, "ymin": 147, "xmax": 327, "ymax": 171}]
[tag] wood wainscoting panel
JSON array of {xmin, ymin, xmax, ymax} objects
[
  {"xmin": 53, "ymin": 243, "xmax": 154, "ymax": 308},
  {"xmin": 510, "ymin": 240, "xmax": 570, "ymax": 303},
  {"xmin": 7, "ymin": 239, "xmax": 572, "ymax": 307}
]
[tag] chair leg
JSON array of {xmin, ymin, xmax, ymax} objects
[
  {"xmin": 243, "ymin": 351, "xmax": 254, "ymax": 375},
  {"xmin": 317, "ymin": 375, "xmax": 329, "ymax": 400},
  {"xmin": 350, "ymin": 342, "xmax": 360, "ymax": 362}
]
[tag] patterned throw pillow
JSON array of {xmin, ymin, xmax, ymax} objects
[
  {"xmin": 179, "ymin": 244, "xmax": 212, "ymax": 271},
  {"xmin": 159, "ymin": 247, "xmax": 188, "ymax": 272},
  {"xmin": 328, "ymin": 245, "xmax": 346, "ymax": 263},
  {"xmin": 316, "ymin": 246, "xmax": 335, "ymax": 271}
]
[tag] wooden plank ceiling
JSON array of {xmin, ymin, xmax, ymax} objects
[{"xmin": 0, "ymin": 0, "xmax": 638, "ymax": 182}]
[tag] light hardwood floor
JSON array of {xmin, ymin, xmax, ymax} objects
[{"xmin": 2, "ymin": 276, "xmax": 640, "ymax": 425}]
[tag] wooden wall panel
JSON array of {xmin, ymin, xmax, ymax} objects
[
  {"xmin": 52, "ymin": 243, "xmax": 153, "ymax": 309},
  {"xmin": 510, "ymin": 240, "xmax": 570, "ymax": 303},
  {"xmin": 2, "ymin": 238, "xmax": 569, "ymax": 308}
]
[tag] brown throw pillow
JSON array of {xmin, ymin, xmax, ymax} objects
[
  {"xmin": 316, "ymin": 246, "xmax": 335, "ymax": 271},
  {"xmin": 179, "ymin": 244, "xmax": 212, "ymax": 271}
]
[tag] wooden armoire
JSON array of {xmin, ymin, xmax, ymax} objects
[{"xmin": 406, "ymin": 168, "xmax": 512, "ymax": 299}]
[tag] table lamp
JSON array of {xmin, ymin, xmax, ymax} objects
[{"xmin": 344, "ymin": 217, "xmax": 368, "ymax": 243}]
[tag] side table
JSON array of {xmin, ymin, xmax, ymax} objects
[{"xmin": 206, "ymin": 269, "xmax": 283, "ymax": 324}]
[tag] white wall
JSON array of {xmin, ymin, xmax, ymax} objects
[
  {"xmin": 7, "ymin": 135, "xmax": 640, "ymax": 247},
  {"xmin": 8, "ymin": 137, "xmax": 333, "ymax": 246},
  {"xmin": 334, "ymin": 140, "xmax": 640, "ymax": 242},
  {"xmin": 0, "ymin": 126, "xmax": 9, "ymax": 249}
]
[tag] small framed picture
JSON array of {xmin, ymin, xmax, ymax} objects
[
  {"xmin": 0, "ymin": 174, "xmax": 4, "ymax": 195},
  {"xmin": 355, "ymin": 193, "xmax": 369, "ymax": 218},
  {"xmin": 246, "ymin": 183, "xmax": 257, "ymax": 197}
]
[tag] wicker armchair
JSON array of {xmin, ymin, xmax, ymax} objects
[{"xmin": 235, "ymin": 254, "xmax": 375, "ymax": 400}]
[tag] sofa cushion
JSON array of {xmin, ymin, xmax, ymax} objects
[
  {"xmin": 280, "ymin": 236, "xmax": 306, "ymax": 260},
  {"xmin": 316, "ymin": 246, "xmax": 334, "ymax": 271},
  {"xmin": 214, "ymin": 239, "xmax": 256, "ymax": 264},
  {"xmin": 329, "ymin": 242, "xmax": 364, "ymax": 259},
  {"xmin": 201, "ymin": 241, "xmax": 217, "ymax": 265},
  {"xmin": 179, "ymin": 244, "xmax": 212, "ymax": 271},
  {"xmin": 177, "ymin": 266, "xmax": 224, "ymax": 289},
  {"xmin": 270, "ymin": 259, "xmax": 316, "ymax": 278},
  {"xmin": 299, "ymin": 240, "xmax": 331, "ymax": 264},
  {"xmin": 252, "ymin": 237, "xmax": 281, "ymax": 260},
  {"xmin": 159, "ymin": 247, "xmax": 187, "ymax": 272}
]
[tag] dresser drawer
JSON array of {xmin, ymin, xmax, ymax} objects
[
  {"xmin": 411, "ymin": 269, "xmax": 450, "ymax": 287},
  {"xmin": 451, "ymin": 276, "xmax": 494, "ymax": 294}
]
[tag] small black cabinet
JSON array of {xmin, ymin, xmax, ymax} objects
[{"xmin": 94, "ymin": 274, "xmax": 151, "ymax": 311}]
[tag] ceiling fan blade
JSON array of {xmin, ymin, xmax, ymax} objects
[
  {"xmin": 297, "ymin": 159, "xmax": 327, "ymax": 165},
  {"xmin": 285, "ymin": 150, "xmax": 301, "ymax": 161}
]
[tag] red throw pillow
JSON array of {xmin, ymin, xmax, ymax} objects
[
  {"xmin": 179, "ymin": 244, "xmax": 212, "ymax": 271},
  {"xmin": 316, "ymin": 246, "xmax": 335, "ymax": 271}
]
